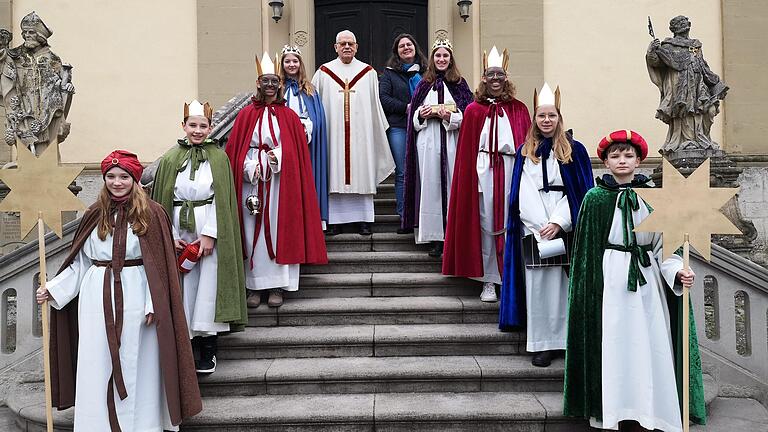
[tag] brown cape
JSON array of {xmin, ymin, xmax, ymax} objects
[{"xmin": 49, "ymin": 200, "xmax": 202, "ymax": 426}]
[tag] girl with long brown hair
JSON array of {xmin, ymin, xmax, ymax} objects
[
  {"xmin": 36, "ymin": 150, "xmax": 201, "ymax": 431},
  {"xmin": 401, "ymin": 38, "xmax": 473, "ymax": 257}
]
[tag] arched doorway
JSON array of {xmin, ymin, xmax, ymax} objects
[{"xmin": 314, "ymin": 0, "xmax": 429, "ymax": 72}]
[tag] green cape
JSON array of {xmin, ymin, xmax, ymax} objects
[
  {"xmin": 152, "ymin": 139, "xmax": 247, "ymax": 332},
  {"xmin": 563, "ymin": 176, "xmax": 706, "ymax": 425}
]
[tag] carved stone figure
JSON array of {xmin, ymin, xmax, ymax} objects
[
  {"xmin": 646, "ymin": 15, "xmax": 728, "ymax": 157},
  {"xmin": 0, "ymin": 12, "xmax": 74, "ymax": 158}
]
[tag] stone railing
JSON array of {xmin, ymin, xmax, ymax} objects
[
  {"xmin": 0, "ymin": 219, "xmax": 78, "ymax": 373},
  {"xmin": 690, "ymin": 243, "xmax": 768, "ymax": 400}
]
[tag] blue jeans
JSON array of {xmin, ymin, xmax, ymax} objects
[{"xmin": 387, "ymin": 127, "xmax": 407, "ymax": 218}]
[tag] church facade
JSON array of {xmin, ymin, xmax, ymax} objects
[{"xmin": 0, "ymin": 0, "xmax": 765, "ymax": 164}]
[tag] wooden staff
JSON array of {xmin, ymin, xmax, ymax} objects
[
  {"xmin": 38, "ymin": 212, "xmax": 54, "ymax": 432},
  {"xmin": 683, "ymin": 233, "xmax": 690, "ymax": 432}
]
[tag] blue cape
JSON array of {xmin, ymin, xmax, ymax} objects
[
  {"xmin": 285, "ymin": 81, "xmax": 329, "ymax": 222},
  {"xmin": 499, "ymin": 136, "xmax": 594, "ymax": 329}
]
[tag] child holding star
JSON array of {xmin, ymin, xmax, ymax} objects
[{"xmin": 563, "ymin": 130, "xmax": 706, "ymax": 431}]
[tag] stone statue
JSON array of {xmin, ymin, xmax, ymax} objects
[
  {"xmin": 646, "ymin": 15, "xmax": 728, "ymax": 158},
  {"xmin": 0, "ymin": 11, "xmax": 74, "ymax": 158}
]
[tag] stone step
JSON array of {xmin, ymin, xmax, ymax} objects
[
  {"xmin": 196, "ymin": 355, "xmax": 564, "ymax": 397},
  {"xmin": 248, "ymin": 296, "xmax": 498, "ymax": 327},
  {"xmin": 302, "ymin": 251, "xmax": 441, "ymax": 274},
  {"xmin": 7, "ymin": 390, "xmax": 591, "ymax": 431},
  {"xmin": 374, "ymin": 197, "xmax": 397, "ymax": 214},
  {"xmin": 324, "ymin": 232, "xmax": 428, "ymax": 252},
  {"xmin": 327, "ymin": 214, "xmax": 400, "ymax": 233},
  {"xmin": 290, "ymin": 272, "xmax": 480, "ymax": 298},
  {"xmin": 218, "ymin": 323, "xmax": 523, "ymax": 359}
]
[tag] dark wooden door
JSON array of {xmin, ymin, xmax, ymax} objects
[{"xmin": 314, "ymin": 0, "xmax": 428, "ymax": 72}]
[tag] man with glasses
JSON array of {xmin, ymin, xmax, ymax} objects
[
  {"xmin": 443, "ymin": 46, "xmax": 531, "ymax": 304},
  {"xmin": 312, "ymin": 30, "xmax": 394, "ymax": 236}
]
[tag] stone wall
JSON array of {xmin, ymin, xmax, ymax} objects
[{"xmin": 737, "ymin": 166, "xmax": 768, "ymax": 265}]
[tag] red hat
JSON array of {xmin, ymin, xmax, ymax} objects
[
  {"xmin": 101, "ymin": 150, "xmax": 144, "ymax": 182},
  {"xmin": 596, "ymin": 129, "xmax": 649, "ymax": 161}
]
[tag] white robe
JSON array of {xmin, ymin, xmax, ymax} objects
[
  {"xmin": 518, "ymin": 151, "xmax": 572, "ymax": 352},
  {"xmin": 472, "ymin": 107, "xmax": 515, "ymax": 284},
  {"xmin": 312, "ymin": 58, "xmax": 394, "ymax": 224},
  {"xmin": 241, "ymin": 109, "xmax": 300, "ymax": 291},
  {"xmin": 591, "ymin": 191, "xmax": 684, "ymax": 432},
  {"xmin": 47, "ymin": 227, "xmax": 176, "ymax": 432},
  {"xmin": 284, "ymin": 87, "xmax": 313, "ymax": 144},
  {"xmin": 412, "ymin": 87, "xmax": 462, "ymax": 243},
  {"xmin": 172, "ymin": 160, "xmax": 229, "ymax": 337}
]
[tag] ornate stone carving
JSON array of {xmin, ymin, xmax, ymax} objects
[
  {"xmin": 435, "ymin": 29, "xmax": 449, "ymax": 40},
  {"xmin": 0, "ymin": 12, "xmax": 75, "ymax": 158},
  {"xmin": 294, "ymin": 31, "xmax": 308, "ymax": 47},
  {"xmin": 646, "ymin": 15, "xmax": 728, "ymax": 161}
]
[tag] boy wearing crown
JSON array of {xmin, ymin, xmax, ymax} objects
[
  {"xmin": 443, "ymin": 46, "xmax": 531, "ymax": 303},
  {"xmin": 152, "ymin": 101, "xmax": 247, "ymax": 374},
  {"xmin": 226, "ymin": 52, "xmax": 327, "ymax": 309},
  {"xmin": 563, "ymin": 130, "xmax": 706, "ymax": 431}
]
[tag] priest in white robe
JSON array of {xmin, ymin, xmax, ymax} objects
[{"xmin": 312, "ymin": 29, "xmax": 394, "ymax": 235}]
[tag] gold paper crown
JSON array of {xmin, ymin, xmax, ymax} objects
[
  {"xmin": 533, "ymin": 82, "xmax": 561, "ymax": 110},
  {"xmin": 431, "ymin": 38, "xmax": 453, "ymax": 51},
  {"xmin": 281, "ymin": 45, "xmax": 302, "ymax": 57},
  {"xmin": 255, "ymin": 51, "xmax": 279, "ymax": 77},
  {"xmin": 184, "ymin": 100, "xmax": 213, "ymax": 121},
  {"xmin": 482, "ymin": 46, "xmax": 510, "ymax": 72}
]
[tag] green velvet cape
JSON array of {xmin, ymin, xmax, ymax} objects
[
  {"xmin": 563, "ymin": 176, "xmax": 707, "ymax": 425},
  {"xmin": 152, "ymin": 139, "xmax": 247, "ymax": 332}
]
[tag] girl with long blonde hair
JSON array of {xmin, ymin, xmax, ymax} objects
[{"xmin": 499, "ymin": 84, "xmax": 594, "ymax": 368}]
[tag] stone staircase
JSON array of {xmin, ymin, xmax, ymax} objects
[
  {"xmin": 185, "ymin": 178, "xmax": 587, "ymax": 431},
  {"xmin": 7, "ymin": 178, "xmax": 738, "ymax": 431}
]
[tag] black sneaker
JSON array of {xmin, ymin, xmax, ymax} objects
[
  {"xmin": 196, "ymin": 355, "xmax": 216, "ymax": 374},
  {"xmin": 531, "ymin": 350, "xmax": 554, "ymax": 368},
  {"xmin": 325, "ymin": 224, "xmax": 342, "ymax": 236},
  {"xmin": 428, "ymin": 241, "xmax": 443, "ymax": 258},
  {"xmin": 358, "ymin": 222, "xmax": 372, "ymax": 236},
  {"xmin": 196, "ymin": 335, "xmax": 218, "ymax": 374}
]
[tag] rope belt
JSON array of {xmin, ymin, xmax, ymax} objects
[
  {"xmin": 173, "ymin": 196, "xmax": 214, "ymax": 234},
  {"xmin": 91, "ymin": 257, "xmax": 144, "ymax": 432},
  {"xmin": 605, "ymin": 243, "xmax": 653, "ymax": 292},
  {"xmin": 539, "ymin": 185, "xmax": 565, "ymax": 192},
  {"xmin": 479, "ymin": 149, "xmax": 514, "ymax": 156}
]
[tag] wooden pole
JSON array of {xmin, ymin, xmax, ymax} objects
[
  {"xmin": 38, "ymin": 213, "xmax": 54, "ymax": 432},
  {"xmin": 683, "ymin": 233, "xmax": 690, "ymax": 432}
]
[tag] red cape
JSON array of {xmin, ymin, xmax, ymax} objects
[
  {"xmin": 226, "ymin": 100, "xmax": 327, "ymax": 265},
  {"xmin": 442, "ymin": 98, "xmax": 531, "ymax": 277}
]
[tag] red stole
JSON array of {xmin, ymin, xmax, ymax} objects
[{"xmin": 318, "ymin": 64, "xmax": 373, "ymax": 185}]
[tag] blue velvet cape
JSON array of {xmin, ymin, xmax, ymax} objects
[
  {"xmin": 285, "ymin": 80, "xmax": 329, "ymax": 223},
  {"xmin": 499, "ymin": 135, "xmax": 594, "ymax": 329}
]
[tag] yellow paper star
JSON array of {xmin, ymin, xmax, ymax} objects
[
  {"xmin": 0, "ymin": 147, "xmax": 85, "ymax": 238},
  {"xmin": 634, "ymin": 158, "xmax": 741, "ymax": 261}
]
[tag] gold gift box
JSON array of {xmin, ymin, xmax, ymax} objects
[{"xmin": 429, "ymin": 103, "xmax": 457, "ymax": 113}]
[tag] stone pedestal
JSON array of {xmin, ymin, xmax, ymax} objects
[{"xmin": 651, "ymin": 152, "xmax": 758, "ymax": 260}]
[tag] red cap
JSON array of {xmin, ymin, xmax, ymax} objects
[
  {"xmin": 596, "ymin": 129, "xmax": 648, "ymax": 161},
  {"xmin": 101, "ymin": 150, "xmax": 144, "ymax": 182}
]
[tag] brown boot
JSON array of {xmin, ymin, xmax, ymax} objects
[
  {"xmin": 268, "ymin": 289, "xmax": 284, "ymax": 307},
  {"xmin": 246, "ymin": 290, "xmax": 261, "ymax": 308}
]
